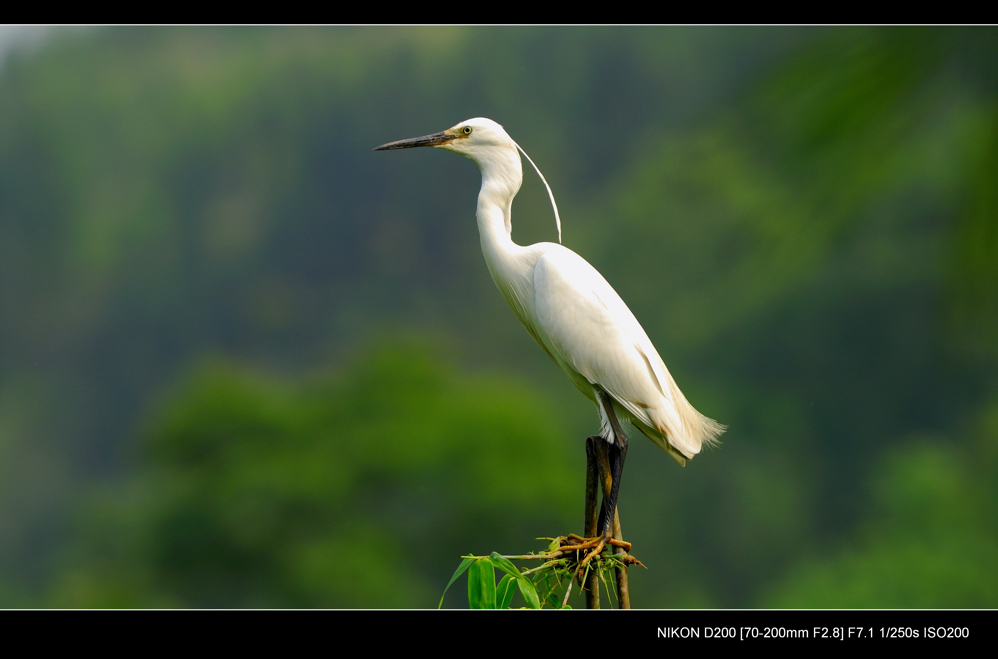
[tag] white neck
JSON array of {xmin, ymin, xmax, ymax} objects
[
  {"xmin": 473, "ymin": 145, "xmax": 523, "ymax": 246},
  {"xmin": 467, "ymin": 144, "xmax": 537, "ymax": 320}
]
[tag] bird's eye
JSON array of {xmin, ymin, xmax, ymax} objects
[{"xmin": 463, "ymin": 126, "xmax": 473, "ymax": 135}]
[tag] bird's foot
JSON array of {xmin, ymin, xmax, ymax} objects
[
  {"xmin": 545, "ymin": 533, "xmax": 645, "ymax": 595},
  {"xmin": 546, "ymin": 534, "xmax": 641, "ymax": 568},
  {"xmin": 557, "ymin": 533, "xmax": 631, "ymax": 553},
  {"xmin": 579, "ymin": 537, "xmax": 607, "ymax": 570}
]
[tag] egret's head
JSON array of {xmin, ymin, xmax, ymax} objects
[
  {"xmin": 373, "ymin": 118, "xmax": 516, "ymax": 159},
  {"xmin": 375, "ymin": 117, "xmax": 562, "ymax": 242}
]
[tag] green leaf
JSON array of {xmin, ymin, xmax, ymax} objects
[
  {"xmin": 488, "ymin": 552, "xmax": 523, "ymax": 579},
  {"xmin": 468, "ymin": 558, "xmax": 496, "ymax": 609},
  {"xmin": 497, "ymin": 574, "xmax": 517, "ymax": 609},
  {"xmin": 438, "ymin": 556, "xmax": 476, "ymax": 609},
  {"xmin": 599, "ymin": 565, "xmax": 617, "ymax": 607},
  {"xmin": 517, "ymin": 577, "xmax": 541, "ymax": 609}
]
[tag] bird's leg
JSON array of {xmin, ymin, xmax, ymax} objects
[
  {"xmin": 596, "ymin": 391, "xmax": 629, "ymax": 541},
  {"xmin": 602, "ymin": 442, "xmax": 632, "ymax": 609},
  {"xmin": 593, "ymin": 436, "xmax": 612, "ymax": 540},
  {"xmin": 563, "ymin": 393, "xmax": 637, "ymax": 608},
  {"xmin": 596, "ymin": 391, "xmax": 632, "ymax": 608},
  {"xmin": 576, "ymin": 392, "xmax": 632, "ymax": 572}
]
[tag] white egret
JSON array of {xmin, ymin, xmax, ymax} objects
[{"xmin": 375, "ymin": 118, "xmax": 724, "ymax": 550}]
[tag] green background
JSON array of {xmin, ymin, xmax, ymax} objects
[{"xmin": 0, "ymin": 26, "xmax": 996, "ymax": 608}]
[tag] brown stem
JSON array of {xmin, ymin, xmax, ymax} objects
[
  {"xmin": 612, "ymin": 508, "xmax": 630, "ymax": 608},
  {"xmin": 596, "ymin": 435, "xmax": 630, "ymax": 609},
  {"xmin": 584, "ymin": 436, "xmax": 600, "ymax": 610}
]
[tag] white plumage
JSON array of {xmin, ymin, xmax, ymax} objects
[{"xmin": 376, "ymin": 117, "xmax": 724, "ymax": 466}]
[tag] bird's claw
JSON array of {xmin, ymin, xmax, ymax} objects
[
  {"xmin": 579, "ymin": 538, "xmax": 607, "ymax": 568},
  {"xmin": 549, "ymin": 534, "xmax": 637, "ymax": 569},
  {"xmin": 554, "ymin": 533, "xmax": 631, "ymax": 553}
]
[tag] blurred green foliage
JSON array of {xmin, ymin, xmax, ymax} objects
[
  {"xmin": 47, "ymin": 340, "xmax": 574, "ymax": 607},
  {"xmin": 0, "ymin": 26, "xmax": 995, "ymax": 607},
  {"xmin": 766, "ymin": 418, "xmax": 998, "ymax": 607}
]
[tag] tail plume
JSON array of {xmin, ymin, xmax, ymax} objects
[{"xmin": 664, "ymin": 375, "xmax": 726, "ymax": 458}]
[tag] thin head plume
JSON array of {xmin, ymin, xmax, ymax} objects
[{"xmin": 514, "ymin": 141, "xmax": 562, "ymax": 244}]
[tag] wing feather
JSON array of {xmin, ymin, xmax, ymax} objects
[
  {"xmin": 534, "ymin": 252, "xmax": 667, "ymax": 423},
  {"xmin": 532, "ymin": 248, "xmax": 723, "ymax": 460}
]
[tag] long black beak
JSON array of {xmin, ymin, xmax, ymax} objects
[{"xmin": 373, "ymin": 130, "xmax": 457, "ymax": 151}]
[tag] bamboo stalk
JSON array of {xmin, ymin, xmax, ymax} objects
[
  {"xmin": 584, "ymin": 436, "xmax": 600, "ymax": 609},
  {"xmin": 597, "ymin": 445, "xmax": 630, "ymax": 609},
  {"xmin": 611, "ymin": 508, "xmax": 630, "ymax": 608}
]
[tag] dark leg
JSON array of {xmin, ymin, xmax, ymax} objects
[
  {"xmin": 563, "ymin": 393, "xmax": 637, "ymax": 608},
  {"xmin": 593, "ymin": 437, "xmax": 612, "ymax": 537},
  {"xmin": 596, "ymin": 391, "xmax": 631, "ymax": 609},
  {"xmin": 596, "ymin": 391, "xmax": 629, "ymax": 540}
]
